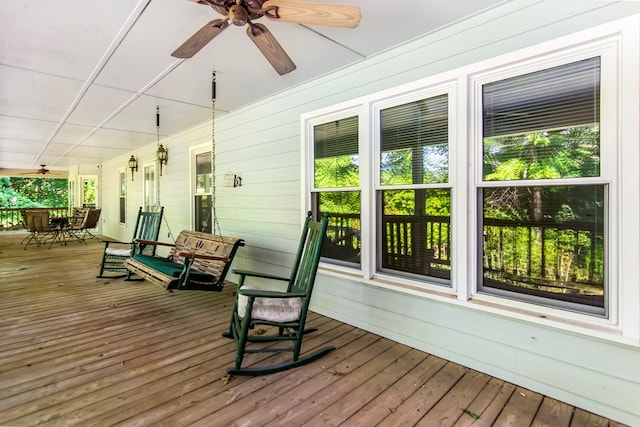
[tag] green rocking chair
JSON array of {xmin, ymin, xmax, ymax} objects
[
  {"xmin": 97, "ymin": 207, "xmax": 164, "ymax": 278},
  {"xmin": 224, "ymin": 211, "xmax": 333, "ymax": 375}
]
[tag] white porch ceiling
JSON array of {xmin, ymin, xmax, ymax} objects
[{"xmin": 0, "ymin": 0, "xmax": 508, "ymax": 176}]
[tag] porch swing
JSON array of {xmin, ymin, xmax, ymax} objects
[{"xmin": 125, "ymin": 74, "xmax": 245, "ymax": 291}]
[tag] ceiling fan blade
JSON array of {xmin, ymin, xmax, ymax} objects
[
  {"xmin": 171, "ymin": 18, "xmax": 230, "ymax": 58},
  {"xmin": 262, "ymin": 1, "xmax": 361, "ymax": 28},
  {"xmin": 246, "ymin": 22, "xmax": 296, "ymax": 75}
]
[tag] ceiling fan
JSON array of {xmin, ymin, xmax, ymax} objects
[
  {"xmin": 23, "ymin": 165, "xmax": 51, "ymax": 175},
  {"xmin": 172, "ymin": 0, "xmax": 362, "ymax": 75},
  {"xmin": 12, "ymin": 165, "xmax": 67, "ymax": 178}
]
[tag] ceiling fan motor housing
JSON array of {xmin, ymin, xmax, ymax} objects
[{"xmin": 229, "ymin": 4, "xmax": 249, "ymax": 25}]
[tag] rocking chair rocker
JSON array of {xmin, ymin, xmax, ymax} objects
[
  {"xmin": 224, "ymin": 211, "xmax": 332, "ymax": 375},
  {"xmin": 97, "ymin": 207, "xmax": 164, "ymax": 278}
]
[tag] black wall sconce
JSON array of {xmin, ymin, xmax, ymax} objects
[{"xmin": 128, "ymin": 154, "xmax": 138, "ymax": 181}]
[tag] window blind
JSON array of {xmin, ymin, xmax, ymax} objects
[
  {"xmin": 483, "ymin": 57, "xmax": 600, "ymax": 137},
  {"xmin": 380, "ymin": 94, "xmax": 448, "ymax": 152},
  {"xmin": 314, "ymin": 115, "xmax": 359, "ymax": 159}
]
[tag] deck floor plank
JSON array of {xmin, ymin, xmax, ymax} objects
[
  {"xmin": 531, "ymin": 396, "xmax": 574, "ymax": 427},
  {"xmin": 306, "ymin": 348, "xmax": 428, "ymax": 426},
  {"xmin": 106, "ymin": 319, "xmax": 353, "ymax": 427},
  {"xmin": 0, "ymin": 233, "xmax": 628, "ymax": 426},
  {"xmin": 340, "ymin": 354, "xmax": 449, "ymax": 427},
  {"xmin": 416, "ymin": 369, "xmax": 492, "ymax": 426},
  {"xmin": 376, "ymin": 361, "xmax": 467, "ymax": 426},
  {"xmin": 493, "ymin": 385, "xmax": 544, "ymax": 426},
  {"xmin": 452, "ymin": 378, "xmax": 516, "ymax": 427}
]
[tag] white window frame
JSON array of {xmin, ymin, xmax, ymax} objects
[
  {"xmin": 190, "ymin": 143, "xmax": 213, "ymax": 232},
  {"xmin": 142, "ymin": 161, "xmax": 158, "ymax": 212},
  {"xmin": 118, "ymin": 169, "xmax": 126, "ymax": 225},
  {"xmin": 371, "ymin": 82, "xmax": 458, "ymax": 289},
  {"xmin": 302, "ymin": 18, "xmax": 640, "ymax": 344},
  {"xmin": 469, "ymin": 45, "xmax": 617, "ymax": 319},
  {"xmin": 305, "ymin": 105, "xmax": 367, "ymax": 274}
]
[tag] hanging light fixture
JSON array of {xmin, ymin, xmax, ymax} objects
[
  {"xmin": 128, "ymin": 154, "xmax": 138, "ymax": 181},
  {"xmin": 155, "ymin": 106, "xmax": 168, "ymax": 175}
]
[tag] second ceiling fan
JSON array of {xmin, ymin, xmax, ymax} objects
[{"xmin": 172, "ymin": 0, "xmax": 362, "ymax": 75}]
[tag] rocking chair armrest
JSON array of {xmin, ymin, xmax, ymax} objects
[
  {"xmin": 100, "ymin": 238, "xmax": 130, "ymax": 247},
  {"xmin": 134, "ymin": 238, "xmax": 175, "ymax": 247},
  {"xmin": 238, "ymin": 288, "xmax": 306, "ymax": 299},
  {"xmin": 177, "ymin": 251, "xmax": 229, "ymax": 262},
  {"xmin": 232, "ymin": 269, "xmax": 290, "ymax": 282}
]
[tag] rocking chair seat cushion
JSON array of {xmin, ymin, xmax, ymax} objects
[
  {"xmin": 237, "ymin": 285, "xmax": 303, "ymax": 323},
  {"xmin": 105, "ymin": 247, "xmax": 132, "ymax": 257}
]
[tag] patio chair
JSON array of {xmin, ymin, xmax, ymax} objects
[
  {"xmin": 22, "ymin": 210, "xmax": 61, "ymax": 249},
  {"xmin": 223, "ymin": 211, "xmax": 333, "ymax": 375},
  {"xmin": 79, "ymin": 207, "xmax": 101, "ymax": 241},
  {"xmin": 97, "ymin": 207, "xmax": 164, "ymax": 278},
  {"xmin": 62, "ymin": 207, "xmax": 89, "ymax": 244}
]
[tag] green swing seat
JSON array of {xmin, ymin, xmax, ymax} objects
[{"xmin": 224, "ymin": 211, "xmax": 334, "ymax": 375}]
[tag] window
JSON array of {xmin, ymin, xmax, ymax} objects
[
  {"xmin": 377, "ymin": 93, "xmax": 451, "ymax": 282},
  {"xmin": 194, "ymin": 150, "xmax": 212, "ymax": 233},
  {"xmin": 477, "ymin": 57, "xmax": 607, "ymax": 316},
  {"xmin": 143, "ymin": 163, "xmax": 157, "ymax": 211},
  {"xmin": 68, "ymin": 179, "xmax": 75, "ymax": 210},
  {"xmin": 304, "ymin": 34, "xmax": 625, "ymax": 323},
  {"xmin": 311, "ymin": 113, "xmax": 361, "ymax": 266},
  {"xmin": 118, "ymin": 170, "xmax": 126, "ymax": 224},
  {"xmin": 80, "ymin": 175, "xmax": 97, "ymax": 207}
]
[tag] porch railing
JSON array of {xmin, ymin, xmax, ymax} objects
[
  {"xmin": 324, "ymin": 212, "xmax": 603, "ymax": 295},
  {"xmin": 0, "ymin": 207, "xmax": 70, "ymax": 231}
]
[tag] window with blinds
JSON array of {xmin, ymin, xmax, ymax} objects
[
  {"xmin": 478, "ymin": 57, "xmax": 606, "ymax": 315},
  {"xmin": 312, "ymin": 115, "xmax": 361, "ymax": 266},
  {"xmin": 194, "ymin": 151, "xmax": 212, "ymax": 233},
  {"xmin": 118, "ymin": 171, "xmax": 126, "ymax": 224},
  {"xmin": 377, "ymin": 93, "xmax": 452, "ymax": 282}
]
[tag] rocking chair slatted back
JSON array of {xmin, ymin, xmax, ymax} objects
[
  {"xmin": 97, "ymin": 207, "xmax": 164, "ymax": 278},
  {"xmin": 135, "ymin": 208, "xmax": 164, "ymax": 255}
]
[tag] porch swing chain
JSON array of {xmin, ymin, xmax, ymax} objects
[
  {"xmin": 155, "ymin": 106, "xmax": 175, "ymax": 243},
  {"xmin": 211, "ymin": 71, "xmax": 221, "ymax": 236}
]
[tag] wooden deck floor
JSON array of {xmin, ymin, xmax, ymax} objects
[{"xmin": 0, "ymin": 233, "xmax": 627, "ymax": 427}]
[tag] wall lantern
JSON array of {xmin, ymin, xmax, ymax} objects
[
  {"xmin": 128, "ymin": 154, "xmax": 138, "ymax": 181},
  {"xmin": 157, "ymin": 143, "xmax": 168, "ymax": 176}
]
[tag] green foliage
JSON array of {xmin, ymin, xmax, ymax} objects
[
  {"xmin": 314, "ymin": 155, "xmax": 359, "ymax": 188},
  {"xmin": 0, "ymin": 176, "xmax": 68, "ymax": 208},
  {"xmin": 82, "ymin": 177, "xmax": 96, "ymax": 204},
  {"xmin": 484, "ymin": 127, "xmax": 600, "ymax": 182},
  {"xmin": 317, "ymin": 191, "xmax": 360, "ymax": 215}
]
